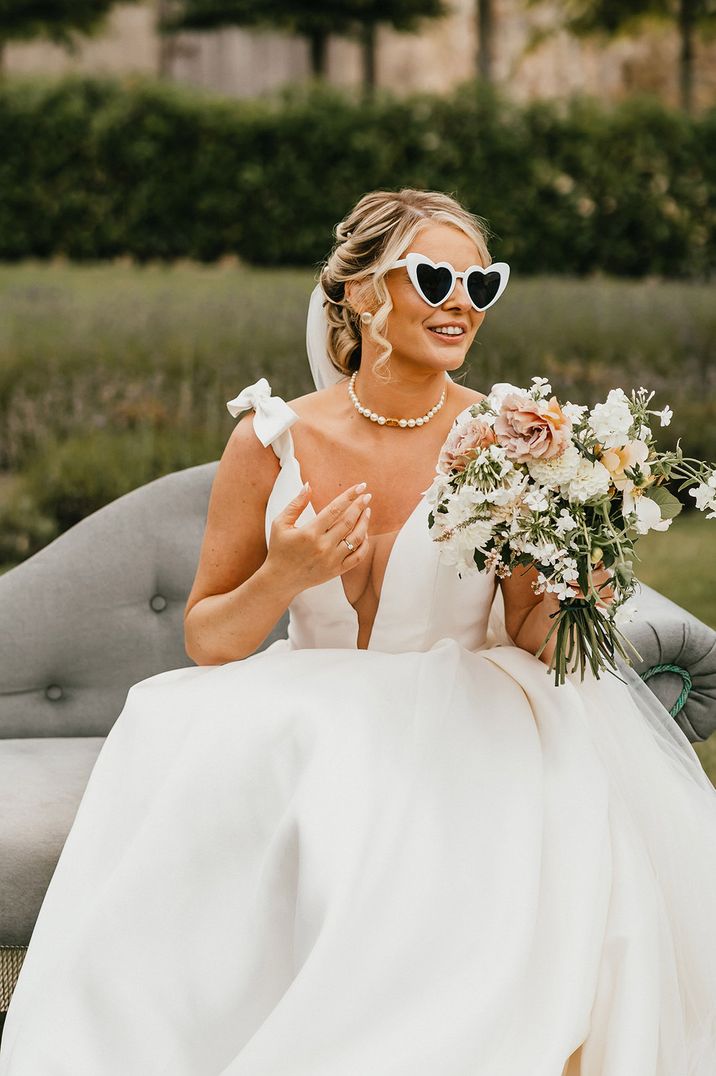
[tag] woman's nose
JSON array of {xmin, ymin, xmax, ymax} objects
[{"xmin": 445, "ymin": 278, "xmax": 472, "ymax": 308}]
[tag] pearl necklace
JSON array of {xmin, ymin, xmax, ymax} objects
[{"xmin": 348, "ymin": 371, "xmax": 447, "ymax": 428}]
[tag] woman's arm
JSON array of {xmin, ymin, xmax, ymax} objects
[
  {"xmin": 183, "ymin": 414, "xmax": 295, "ymax": 666},
  {"xmin": 183, "ymin": 414, "xmax": 372, "ymax": 665}
]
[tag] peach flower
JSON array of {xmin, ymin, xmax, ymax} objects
[
  {"xmin": 493, "ymin": 393, "xmax": 572, "ymax": 463},
  {"xmin": 438, "ymin": 416, "xmax": 497, "ymax": 475},
  {"xmin": 599, "ymin": 439, "xmax": 653, "ymax": 491}
]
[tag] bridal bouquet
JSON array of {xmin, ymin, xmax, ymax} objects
[{"xmin": 427, "ymin": 378, "xmax": 716, "ymax": 686}]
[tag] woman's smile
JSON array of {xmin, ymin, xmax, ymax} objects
[{"xmin": 426, "ymin": 323, "xmax": 467, "ymax": 344}]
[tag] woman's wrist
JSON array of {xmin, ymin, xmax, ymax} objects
[
  {"xmin": 185, "ymin": 558, "xmax": 301, "ymax": 665},
  {"xmin": 255, "ymin": 555, "xmax": 303, "ymax": 607}
]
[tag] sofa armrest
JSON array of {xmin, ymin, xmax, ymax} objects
[{"xmin": 618, "ymin": 582, "xmax": 716, "ymax": 743}]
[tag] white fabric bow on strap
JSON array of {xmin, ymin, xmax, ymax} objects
[{"xmin": 225, "ymin": 377, "xmax": 299, "ymax": 447}]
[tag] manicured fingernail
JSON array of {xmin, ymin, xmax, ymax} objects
[
  {"xmin": 355, "ymin": 482, "xmax": 367, "ymax": 492},
  {"xmin": 365, "ymin": 506, "xmax": 371, "ymax": 518},
  {"xmin": 362, "ymin": 493, "xmax": 372, "ymax": 504}
]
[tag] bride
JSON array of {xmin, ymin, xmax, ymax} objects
[{"xmin": 1, "ymin": 187, "xmax": 716, "ymax": 1076}]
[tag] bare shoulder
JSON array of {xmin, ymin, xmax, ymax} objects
[
  {"xmin": 452, "ymin": 385, "xmax": 488, "ymax": 405},
  {"xmin": 285, "ymin": 381, "xmax": 344, "ymax": 422},
  {"xmin": 221, "ymin": 409, "xmax": 281, "ymax": 495}
]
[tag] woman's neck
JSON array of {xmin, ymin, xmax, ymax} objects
[{"xmin": 350, "ymin": 366, "xmax": 451, "ymax": 424}]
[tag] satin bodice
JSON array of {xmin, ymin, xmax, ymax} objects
[{"xmin": 226, "ymin": 378, "xmax": 499, "ymax": 655}]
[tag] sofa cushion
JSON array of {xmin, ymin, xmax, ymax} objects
[{"xmin": 0, "ymin": 737, "xmax": 104, "ymax": 945}]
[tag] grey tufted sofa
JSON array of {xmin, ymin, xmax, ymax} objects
[{"xmin": 1, "ymin": 460, "xmax": 716, "ymax": 1031}]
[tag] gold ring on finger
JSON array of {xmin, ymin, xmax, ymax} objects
[{"xmin": 342, "ymin": 536, "xmax": 355, "ymax": 553}]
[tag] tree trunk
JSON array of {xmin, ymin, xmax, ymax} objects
[
  {"xmin": 477, "ymin": 0, "xmax": 494, "ymax": 82},
  {"xmin": 156, "ymin": 0, "xmax": 175, "ymax": 78},
  {"xmin": 308, "ymin": 29, "xmax": 328, "ymax": 79},
  {"xmin": 678, "ymin": 0, "xmax": 695, "ymax": 114},
  {"xmin": 360, "ymin": 22, "xmax": 377, "ymax": 99}
]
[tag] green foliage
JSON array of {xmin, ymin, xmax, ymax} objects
[
  {"xmin": 0, "ymin": 0, "xmax": 141, "ymax": 46},
  {"xmin": 547, "ymin": 0, "xmax": 716, "ymax": 38},
  {"xmin": 8, "ymin": 427, "xmax": 216, "ymax": 547},
  {"xmin": 160, "ymin": 0, "xmax": 449, "ymax": 36},
  {"xmin": 0, "ymin": 74, "xmax": 715, "ymax": 274}
]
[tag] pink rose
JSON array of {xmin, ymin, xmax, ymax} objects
[
  {"xmin": 438, "ymin": 416, "xmax": 497, "ymax": 475},
  {"xmin": 493, "ymin": 393, "xmax": 572, "ymax": 463}
]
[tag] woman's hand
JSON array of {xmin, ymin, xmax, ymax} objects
[{"xmin": 265, "ymin": 481, "xmax": 372, "ymax": 595}]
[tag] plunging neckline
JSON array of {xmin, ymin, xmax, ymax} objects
[{"xmin": 303, "ymin": 484, "xmax": 429, "ymax": 652}]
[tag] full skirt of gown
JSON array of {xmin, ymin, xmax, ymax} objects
[{"xmin": 1, "ymin": 635, "xmax": 716, "ymax": 1076}]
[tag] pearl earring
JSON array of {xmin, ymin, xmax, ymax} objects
[{"xmin": 360, "ymin": 311, "xmax": 373, "ymax": 325}]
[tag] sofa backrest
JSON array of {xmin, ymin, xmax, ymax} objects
[{"xmin": 0, "ymin": 461, "xmax": 286, "ymax": 739}]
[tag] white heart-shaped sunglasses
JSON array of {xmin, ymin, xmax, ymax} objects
[{"xmin": 388, "ymin": 252, "xmax": 510, "ymax": 312}]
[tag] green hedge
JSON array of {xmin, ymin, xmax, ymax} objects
[{"xmin": 0, "ymin": 75, "xmax": 714, "ymax": 274}]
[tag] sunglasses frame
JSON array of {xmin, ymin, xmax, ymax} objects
[{"xmin": 389, "ymin": 252, "xmax": 510, "ymax": 312}]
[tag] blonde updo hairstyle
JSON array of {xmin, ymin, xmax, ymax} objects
[{"xmin": 318, "ymin": 188, "xmax": 493, "ymax": 384}]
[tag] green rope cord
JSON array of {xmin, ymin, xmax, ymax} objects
[{"xmin": 640, "ymin": 663, "xmax": 693, "ymax": 718}]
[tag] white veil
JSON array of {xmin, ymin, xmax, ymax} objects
[{"xmin": 305, "ymin": 282, "xmax": 349, "ymax": 391}]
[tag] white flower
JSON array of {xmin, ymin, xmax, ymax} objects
[
  {"xmin": 424, "ymin": 472, "xmax": 451, "ymax": 508},
  {"xmin": 523, "ymin": 486, "xmax": 551, "ymax": 513},
  {"xmin": 530, "ymin": 376, "xmax": 552, "ymax": 397},
  {"xmin": 490, "ymin": 469, "xmax": 531, "ymax": 507},
  {"xmin": 537, "ymin": 565, "xmax": 578, "ymax": 602},
  {"xmin": 486, "ymin": 382, "xmax": 526, "ymax": 411},
  {"xmin": 614, "ymin": 601, "xmax": 639, "ymax": 627},
  {"xmin": 560, "ymin": 564, "xmax": 580, "ymax": 587},
  {"xmin": 515, "ymin": 537, "xmax": 561, "ymax": 565},
  {"xmin": 588, "ymin": 388, "xmax": 633, "ymax": 449},
  {"xmin": 689, "ymin": 481, "xmax": 716, "ymax": 513},
  {"xmin": 657, "ymin": 405, "xmax": 673, "ymax": 427},
  {"xmin": 437, "ymin": 518, "xmax": 495, "ymax": 575},
  {"xmin": 554, "ymin": 508, "xmax": 578, "ymax": 534},
  {"xmin": 562, "ymin": 402, "xmax": 589, "ymax": 423},
  {"xmin": 527, "ymin": 443, "xmax": 581, "ymax": 488},
  {"xmin": 622, "ymin": 488, "xmax": 672, "ymax": 534},
  {"xmin": 562, "ymin": 459, "xmax": 612, "ymax": 503},
  {"xmin": 439, "ymin": 485, "xmax": 486, "ymax": 528},
  {"xmin": 636, "ymin": 423, "xmax": 651, "ymax": 441}
]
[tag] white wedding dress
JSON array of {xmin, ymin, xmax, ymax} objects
[{"xmin": 2, "ymin": 379, "xmax": 716, "ymax": 1076}]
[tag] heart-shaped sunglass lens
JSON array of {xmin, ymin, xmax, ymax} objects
[
  {"xmin": 467, "ymin": 270, "xmax": 502, "ymax": 310},
  {"xmin": 416, "ymin": 263, "xmax": 453, "ymax": 305}
]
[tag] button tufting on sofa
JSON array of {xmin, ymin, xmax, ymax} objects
[
  {"xmin": 149, "ymin": 594, "xmax": 167, "ymax": 612},
  {"xmin": 44, "ymin": 685, "xmax": 63, "ymax": 702}
]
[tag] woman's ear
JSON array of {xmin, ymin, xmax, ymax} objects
[{"xmin": 345, "ymin": 280, "xmax": 372, "ymax": 321}]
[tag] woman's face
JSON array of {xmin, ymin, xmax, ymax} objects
[{"xmin": 381, "ymin": 222, "xmax": 487, "ymax": 376}]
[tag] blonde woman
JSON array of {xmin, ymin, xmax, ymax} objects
[{"xmin": 2, "ymin": 188, "xmax": 716, "ymax": 1075}]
